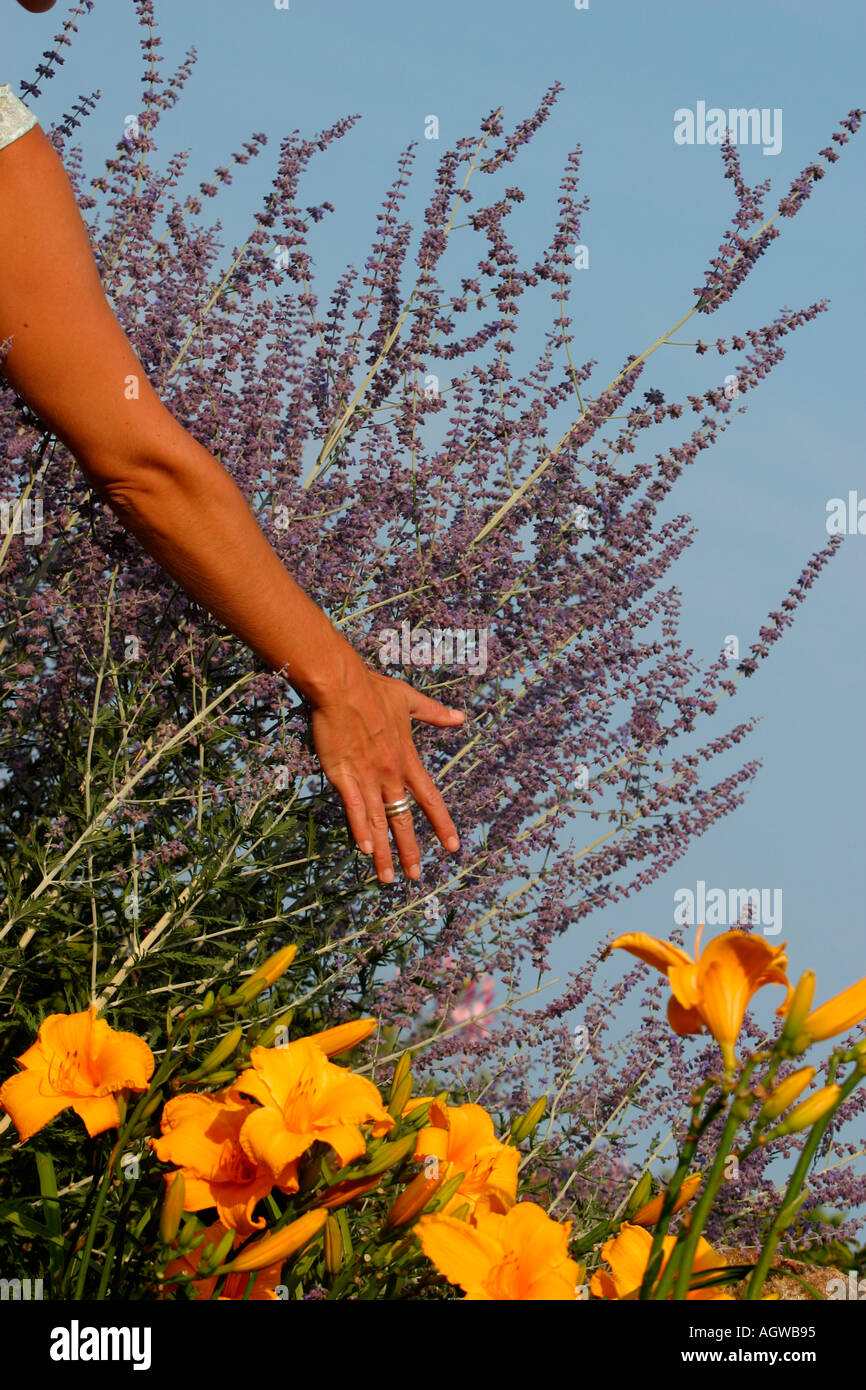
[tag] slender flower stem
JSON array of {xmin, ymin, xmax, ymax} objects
[
  {"xmin": 745, "ymin": 1061, "xmax": 865, "ymax": 1300},
  {"xmin": 666, "ymin": 1060, "xmax": 758, "ymax": 1300},
  {"xmin": 639, "ymin": 1080, "xmax": 720, "ymax": 1299}
]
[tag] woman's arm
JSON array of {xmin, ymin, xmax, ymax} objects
[{"xmin": 0, "ymin": 125, "xmax": 464, "ymax": 882}]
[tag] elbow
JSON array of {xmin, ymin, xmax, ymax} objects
[{"xmin": 77, "ymin": 453, "xmax": 179, "ymax": 533}]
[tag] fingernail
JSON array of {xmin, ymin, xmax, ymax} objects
[
  {"xmin": 360, "ymin": 841, "xmax": 373, "ymax": 855},
  {"xmin": 446, "ymin": 836, "xmax": 460, "ymax": 851},
  {"xmin": 381, "ymin": 868, "xmax": 394, "ymax": 884},
  {"xmin": 408, "ymin": 865, "xmax": 421, "ymax": 880}
]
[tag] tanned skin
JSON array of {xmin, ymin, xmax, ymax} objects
[{"xmin": 1, "ymin": 2, "xmax": 464, "ymax": 882}]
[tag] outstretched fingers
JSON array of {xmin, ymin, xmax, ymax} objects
[{"xmin": 403, "ymin": 748, "xmax": 460, "ymax": 854}]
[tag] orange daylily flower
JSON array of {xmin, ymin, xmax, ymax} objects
[
  {"xmin": 416, "ymin": 1200, "xmax": 579, "ymax": 1300},
  {"xmin": 631, "ymin": 1173, "xmax": 702, "ymax": 1227},
  {"xmin": 234, "ymin": 1039, "xmax": 393, "ymax": 1190},
  {"xmin": 610, "ymin": 927, "xmax": 792, "ymax": 1067},
  {"xmin": 795, "ymin": 977, "xmax": 866, "ymax": 1044},
  {"xmin": 162, "ymin": 1220, "xmax": 283, "ymax": 1301},
  {"xmin": 590, "ymin": 1221, "xmax": 733, "ymax": 1301},
  {"xmin": 411, "ymin": 1102, "xmax": 519, "ymax": 1217},
  {"xmin": 151, "ymin": 1089, "xmax": 273, "ymax": 1235},
  {"xmin": 0, "ymin": 1005, "xmax": 154, "ymax": 1143}
]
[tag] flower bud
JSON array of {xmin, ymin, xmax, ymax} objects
[
  {"xmin": 780, "ymin": 971, "xmax": 816, "ymax": 1044},
  {"xmin": 423, "ymin": 1170, "xmax": 466, "ymax": 1213},
  {"xmin": 509, "ymin": 1094, "xmax": 547, "ymax": 1144},
  {"xmin": 371, "ymin": 1239, "xmax": 402, "ymax": 1268},
  {"xmin": 237, "ymin": 944, "xmax": 298, "ymax": 1002},
  {"xmin": 307, "ymin": 1018, "xmax": 377, "ymax": 1058},
  {"xmin": 385, "ymin": 1169, "xmax": 445, "ymax": 1229},
  {"xmin": 631, "ymin": 1172, "xmax": 702, "ymax": 1227},
  {"xmin": 389, "ymin": 1051, "xmax": 413, "ymax": 1101},
  {"xmin": 178, "ymin": 1215, "xmax": 201, "ymax": 1249},
  {"xmin": 625, "ymin": 1170, "xmax": 654, "ymax": 1217},
  {"xmin": 256, "ymin": 1013, "xmax": 294, "ymax": 1049},
  {"xmin": 198, "ymin": 1067, "xmax": 239, "ymax": 1086},
  {"xmin": 401, "ymin": 1097, "xmax": 437, "ymax": 1128},
  {"xmin": 158, "ymin": 1171, "xmax": 186, "ymax": 1247},
  {"xmin": 757, "ymin": 1066, "xmax": 816, "ymax": 1123},
  {"xmin": 316, "ymin": 1176, "xmax": 379, "ymax": 1210},
  {"xmin": 185, "ymin": 1025, "xmax": 243, "ymax": 1081},
  {"xmin": 138, "ymin": 1087, "xmax": 164, "ymax": 1121},
  {"xmin": 227, "ymin": 1209, "xmax": 327, "ymax": 1274},
  {"xmin": 768, "ymin": 1084, "xmax": 841, "ymax": 1138},
  {"xmin": 359, "ymin": 1132, "xmax": 418, "ymax": 1177},
  {"xmin": 388, "ymin": 1073, "xmax": 414, "ymax": 1122},
  {"xmin": 198, "ymin": 1226, "xmax": 238, "ymax": 1275},
  {"xmin": 324, "ymin": 1214, "xmax": 343, "ymax": 1274}
]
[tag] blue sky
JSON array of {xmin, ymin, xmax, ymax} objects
[{"xmin": 5, "ymin": 0, "xmax": 864, "ymax": 1022}]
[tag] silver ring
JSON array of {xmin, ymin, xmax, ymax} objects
[{"xmin": 383, "ymin": 794, "xmax": 413, "ymax": 817}]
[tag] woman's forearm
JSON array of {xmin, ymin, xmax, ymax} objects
[
  {"xmin": 91, "ymin": 443, "xmax": 363, "ymax": 705},
  {"xmin": 0, "ymin": 122, "xmax": 463, "ymax": 881}
]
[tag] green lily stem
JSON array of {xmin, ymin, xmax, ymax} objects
[
  {"xmin": 58, "ymin": 1138, "xmax": 106, "ymax": 1296},
  {"xmin": 72, "ymin": 1137, "xmax": 124, "ymax": 1299},
  {"xmin": 69, "ymin": 1044, "xmax": 182, "ymax": 1299},
  {"xmin": 664, "ymin": 1058, "xmax": 759, "ymax": 1301},
  {"xmin": 744, "ymin": 1061, "xmax": 865, "ymax": 1300},
  {"xmin": 639, "ymin": 1080, "xmax": 720, "ymax": 1299}
]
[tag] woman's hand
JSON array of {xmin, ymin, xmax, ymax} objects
[{"xmin": 309, "ymin": 659, "xmax": 464, "ymax": 883}]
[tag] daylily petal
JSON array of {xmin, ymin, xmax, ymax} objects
[
  {"xmin": 152, "ymin": 1093, "xmax": 233, "ymax": 1172},
  {"xmin": 93, "ymin": 1027, "xmax": 154, "ymax": 1091},
  {"xmin": 31, "ymin": 1009, "xmax": 97, "ymax": 1065},
  {"xmin": 311, "ymin": 1074, "xmax": 391, "ymax": 1130},
  {"xmin": 668, "ymin": 961, "xmax": 702, "ymax": 1011},
  {"xmin": 699, "ymin": 959, "xmax": 748, "ymax": 1051},
  {"xmin": 232, "ymin": 1067, "xmax": 275, "ymax": 1110},
  {"xmin": 691, "ymin": 1235, "xmax": 728, "ymax": 1274},
  {"xmin": 521, "ymin": 1269, "xmax": 581, "ymax": 1300},
  {"xmin": 590, "ymin": 1268, "xmax": 618, "ymax": 1299},
  {"xmin": 445, "ymin": 1103, "xmax": 497, "ymax": 1158},
  {"xmin": 315, "ymin": 1122, "xmax": 367, "ymax": 1169},
  {"xmin": 239, "ymin": 1106, "xmax": 312, "ymax": 1183},
  {"xmin": 667, "ymin": 995, "xmax": 705, "ymax": 1036},
  {"xmin": 72, "ymin": 1093, "xmax": 121, "ymax": 1137},
  {"xmin": 175, "ymin": 1174, "xmax": 222, "ymax": 1213},
  {"xmin": 0, "ymin": 1070, "xmax": 70, "ymax": 1142},
  {"xmin": 415, "ymin": 1213, "xmax": 501, "ymax": 1294},
  {"xmin": 212, "ymin": 1173, "xmax": 272, "ymax": 1234},
  {"xmin": 609, "ymin": 933, "xmax": 692, "ymax": 974},
  {"xmin": 413, "ymin": 1126, "xmax": 450, "ymax": 1164},
  {"xmin": 597, "ymin": 1223, "xmax": 653, "ymax": 1298},
  {"xmin": 500, "ymin": 1200, "xmax": 571, "ymax": 1270},
  {"xmin": 163, "ymin": 1220, "xmax": 283, "ymax": 1302}
]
